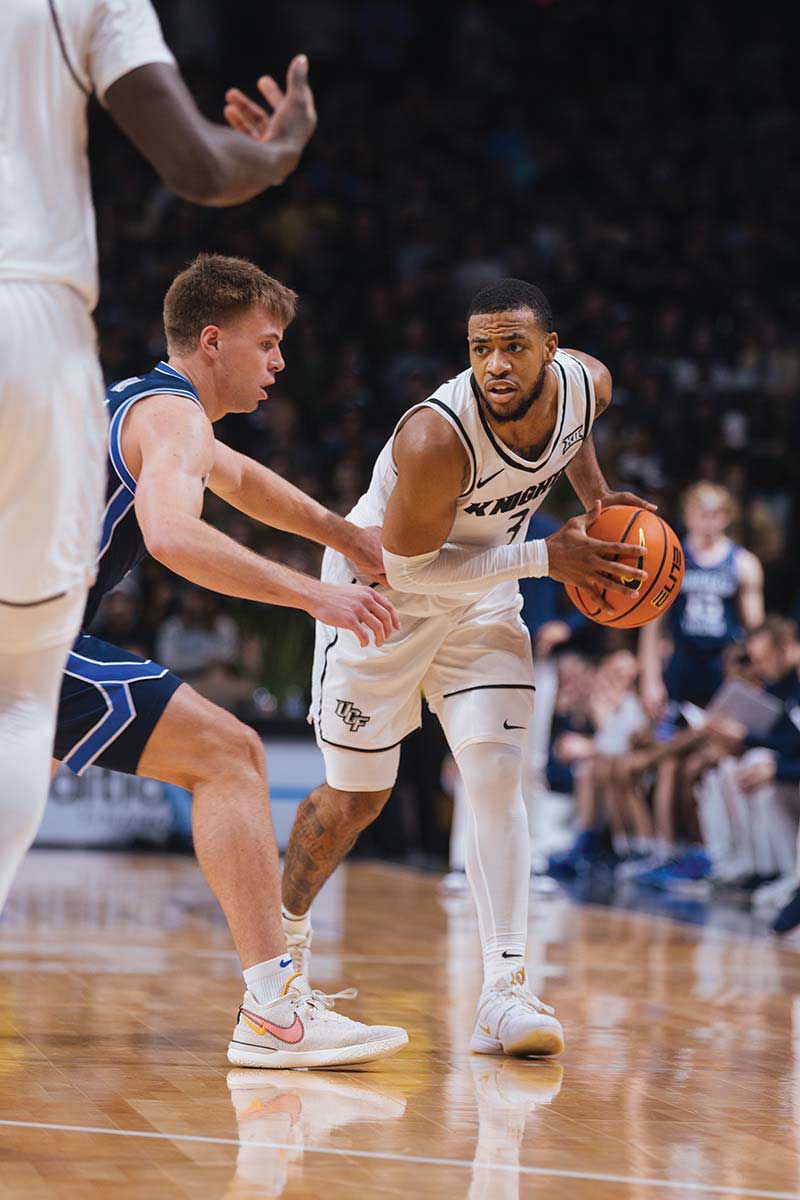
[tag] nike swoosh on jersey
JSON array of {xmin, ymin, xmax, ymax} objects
[
  {"xmin": 241, "ymin": 1009, "xmax": 305, "ymax": 1044},
  {"xmin": 503, "ymin": 720, "xmax": 525, "ymax": 730},
  {"xmin": 475, "ymin": 468, "xmax": 504, "ymax": 489}
]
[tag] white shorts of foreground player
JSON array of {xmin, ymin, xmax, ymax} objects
[{"xmin": 311, "ymin": 547, "xmax": 535, "ymax": 792}]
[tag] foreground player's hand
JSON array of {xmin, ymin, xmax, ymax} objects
[
  {"xmin": 224, "ymin": 55, "xmax": 317, "ymax": 156},
  {"xmin": 595, "ymin": 491, "xmax": 658, "ymax": 513},
  {"xmin": 309, "ymin": 583, "xmax": 400, "ymax": 647},
  {"xmin": 345, "ymin": 525, "xmax": 388, "ymax": 585},
  {"xmin": 545, "ymin": 503, "xmax": 648, "ymax": 614}
]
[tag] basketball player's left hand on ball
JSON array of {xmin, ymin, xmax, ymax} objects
[
  {"xmin": 594, "ymin": 491, "xmax": 658, "ymax": 512},
  {"xmin": 346, "ymin": 526, "xmax": 389, "ymax": 585}
]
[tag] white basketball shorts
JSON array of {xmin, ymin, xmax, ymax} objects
[
  {"xmin": 0, "ymin": 282, "xmax": 106, "ymax": 651},
  {"xmin": 311, "ymin": 548, "xmax": 536, "ymax": 791}
]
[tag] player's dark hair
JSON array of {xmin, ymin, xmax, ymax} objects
[
  {"xmin": 163, "ymin": 253, "xmax": 298, "ymax": 352},
  {"xmin": 468, "ymin": 278, "xmax": 553, "ymax": 331}
]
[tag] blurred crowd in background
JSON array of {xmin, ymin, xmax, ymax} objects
[{"xmin": 84, "ymin": 1, "xmax": 799, "ymax": 904}]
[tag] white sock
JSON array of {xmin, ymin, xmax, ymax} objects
[
  {"xmin": 482, "ymin": 939, "xmax": 527, "ymax": 987},
  {"xmin": 455, "ymin": 742, "xmax": 530, "ymax": 989},
  {"xmin": 281, "ymin": 907, "xmax": 311, "ymax": 938},
  {"xmin": 0, "ymin": 641, "xmax": 72, "ymax": 912},
  {"xmin": 243, "ymin": 953, "xmax": 296, "ymax": 1004}
]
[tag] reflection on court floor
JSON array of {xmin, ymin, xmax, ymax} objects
[{"xmin": 0, "ymin": 850, "xmax": 798, "ymax": 1199}]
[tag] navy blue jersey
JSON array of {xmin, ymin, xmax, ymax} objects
[
  {"xmin": 84, "ymin": 362, "xmax": 203, "ymax": 627},
  {"xmin": 667, "ymin": 541, "xmax": 742, "ymax": 655}
]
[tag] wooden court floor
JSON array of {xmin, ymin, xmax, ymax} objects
[{"xmin": 1, "ymin": 851, "xmax": 799, "ymax": 1199}]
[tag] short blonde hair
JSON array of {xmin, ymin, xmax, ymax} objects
[
  {"xmin": 163, "ymin": 254, "xmax": 298, "ymax": 352},
  {"xmin": 681, "ymin": 481, "xmax": 736, "ymax": 519}
]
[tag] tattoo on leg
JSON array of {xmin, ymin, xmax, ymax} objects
[{"xmin": 281, "ymin": 787, "xmax": 363, "ymax": 915}]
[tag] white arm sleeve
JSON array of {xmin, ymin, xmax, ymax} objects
[
  {"xmin": 89, "ymin": 0, "xmax": 175, "ymax": 103},
  {"xmin": 382, "ymin": 540, "xmax": 549, "ymax": 596}
]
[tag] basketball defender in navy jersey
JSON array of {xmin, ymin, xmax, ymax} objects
[
  {"xmin": 640, "ymin": 482, "xmax": 764, "ymax": 716},
  {"xmin": 50, "ymin": 255, "xmax": 408, "ymax": 1068}
]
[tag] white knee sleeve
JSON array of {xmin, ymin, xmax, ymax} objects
[
  {"xmin": 0, "ymin": 642, "xmax": 70, "ymax": 909},
  {"xmin": 455, "ymin": 741, "xmax": 530, "ymax": 982}
]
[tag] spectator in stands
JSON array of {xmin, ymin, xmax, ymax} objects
[
  {"xmin": 155, "ymin": 588, "xmax": 258, "ymax": 712},
  {"xmin": 547, "ymin": 650, "xmax": 648, "ymax": 876},
  {"xmin": 91, "ymin": 588, "xmax": 148, "ymax": 658},
  {"xmin": 630, "ymin": 483, "xmax": 764, "ymax": 885},
  {"xmin": 695, "ymin": 619, "xmax": 800, "ymax": 926}
]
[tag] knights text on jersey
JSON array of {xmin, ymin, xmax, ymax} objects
[
  {"xmin": 348, "ymin": 350, "xmax": 596, "ymax": 613},
  {"xmin": 83, "ymin": 362, "xmax": 203, "ymax": 627}
]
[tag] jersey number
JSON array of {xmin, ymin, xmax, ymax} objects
[{"xmin": 507, "ymin": 508, "xmax": 530, "ymax": 543}]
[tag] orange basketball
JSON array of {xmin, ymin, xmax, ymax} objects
[{"xmin": 565, "ymin": 505, "xmax": 684, "ymax": 628}]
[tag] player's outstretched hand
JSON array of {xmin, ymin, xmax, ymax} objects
[
  {"xmin": 546, "ymin": 502, "xmax": 648, "ymax": 614},
  {"xmin": 309, "ymin": 583, "xmax": 400, "ymax": 648},
  {"xmin": 224, "ymin": 55, "xmax": 317, "ymax": 158}
]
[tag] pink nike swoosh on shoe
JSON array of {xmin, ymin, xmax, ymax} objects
[{"xmin": 241, "ymin": 1009, "xmax": 305, "ymax": 1044}]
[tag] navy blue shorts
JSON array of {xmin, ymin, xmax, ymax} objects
[{"xmin": 54, "ymin": 634, "xmax": 183, "ymax": 776}]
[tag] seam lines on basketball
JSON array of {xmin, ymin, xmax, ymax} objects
[
  {"xmin": 573, "ymin": 507, "xmax": 641, "ymax": 617},
  {"xmin": 47, "ymin": 0, "xmax": 90, "ymax": 96},
  {"xmin": 571, "ymin": 584, "xmax": 599, "ymax": 618},
  {"xmin": 606, "ymin": 514, "xmax": 668, "ymax": 625},
  {"xmin": 600, "ymin": 507, "xmax": 643, "ymax": 606}
]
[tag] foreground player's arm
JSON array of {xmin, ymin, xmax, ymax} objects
[
  {"xmin": 104, "ymin": 57, "xmax": 316, "ymax": 207},
  {"xmin": 562, "ymin": 350, "xmax": 656, "ymax": 513},
  {"xmin": 208, "ymin": 442, "xmax": 386, "ymax": 581},
  {"xmin": 129, "ymin": 398, "xmax": 397, "ymax": 646},
  {"xmin": 381, "ymin": 411, "xmax": 646, "ymax": 605},
  {"xmin": 736, "ymin": 550, "xmax": 765, "ymax": 630}
]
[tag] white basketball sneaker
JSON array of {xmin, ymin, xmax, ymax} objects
[
  {"xmin": 227, "ymin": 976, "xmax": 408, "ymax": 1069},
  {"xmin": 470, "ymin": 966, "xmax": 564, "ymax": 1058}
]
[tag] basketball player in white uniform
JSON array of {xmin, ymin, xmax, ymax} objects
[
  {"xmin": 0, "ymin": 0, "xmax": 316, "ymax": 910},
  {"xmin": 280, "ymin": 279, "xmax": 652, "ymax": 1056}
]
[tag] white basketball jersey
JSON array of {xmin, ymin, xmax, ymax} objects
[
  {"xmin": 0, "ymin": 0, "xmax": 174, "ymax": 311},
  {"xmin": 350, "ymin": 349, "xmax": 596, "ymax": 614}
]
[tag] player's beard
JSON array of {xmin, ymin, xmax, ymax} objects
[{"xmin": 482, "ymin": 361, "xmax": 548, "ymax": 424}]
